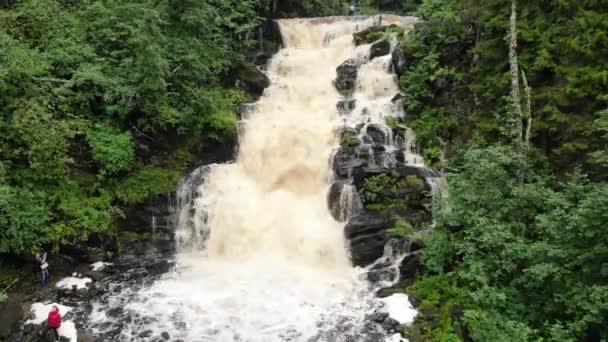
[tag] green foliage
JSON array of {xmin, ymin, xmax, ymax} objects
[
  {"xmin": 385, "ymin": 217, "xmax": 414, "ymax": 238},
  {"xmin": 359, "ymin": 173, "xmax": 429, "ymax": 211},
  {"xmin": 362, "ymin": 0, "xmax": 421, "ymax": 14},
  {"xmin": 0, "ymin": 163, "xmax": 50, "ymax": 254},
  {"xmin": 340, "ymin": 130, "xmax": 360, "ymax": 154},
  {"xmin": 398, "ymin": 0, "xmax": 608, "ymax": 175},
  {"xmin": 407, "ymin": 275, "xmax": 462, "ymax": 341},
  {"xmin": 0, "ymin": 0, "xmax": 263, "ymax": 255},
  {"xmin": 589, "ymin": 108, "xmax": 608, "ymax": 167},
  {"xmin": 114, "ymin": 166, "xmax": 181, "ymax": 205},
  {"xmin": 418, "ymin": 145, "xmax": 608, "ymax": 341},
  {"xmin": 87, "ymin": 124, "xmax": 135, "ymax": 177}
]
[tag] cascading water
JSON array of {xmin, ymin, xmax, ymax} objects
[{"xmin": 89, "ymin": 15, "xmax": 421, "ymax": 342}]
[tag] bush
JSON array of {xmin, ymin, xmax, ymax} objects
[
  {"xmin": 87, "ymin": 124, "xmax": 135, "ymax": 177},
  {"xmin": 114, "ymin": 166, "xmax": 181, "ymax": 204},
  {"xmin": 386, "ymin": 217, "xmax": 414, "ymax": 238}
]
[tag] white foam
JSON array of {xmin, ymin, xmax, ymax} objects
[
  {"xmin": 386, "ymin": 333, "xmax": 408, "ymax": 342},
  {"xmin": 27, "ymin": 303, "xmax": 73, "ymax": 324},
  {"xmin": 26, "ymin": 302, "xmax": 78, "ymax": 341},
  {"xmin": 58, "ymin": 321, "xmax": 78, "ymax": 341},
  {"xmin": 56, "ymin": 277, "xmax": 92, "ymax": 290},
  {"xmin": 90, "ymin": 261, "xmax": 112, "ymax": 271},
  {"xmin": 380, "ymin": 293, "xmax": 418, "ymax": 325}
]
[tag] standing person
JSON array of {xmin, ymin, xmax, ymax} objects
[
  {"xmin": 36, "ymin": 251, "xmax": 49, "ymax": 285},
  {"xmin": 46, "ymin": 305, "xmax": 62, "ymax": 342}
]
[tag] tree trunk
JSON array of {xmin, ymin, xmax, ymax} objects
[
  {"xmin": 522, "ymin": 69, "xmax": 532, "ymax": 145},
  {"xmin": 508, "ymin": 0, "xmax": 523, "ymax": 142}
]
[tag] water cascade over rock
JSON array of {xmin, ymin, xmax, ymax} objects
[{"xmin": 87, "ymin": 15, "xmax": 426, "ymax": 342}]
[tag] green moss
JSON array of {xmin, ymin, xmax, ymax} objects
[
  {"xmin": 114, "ymin": 166, "xmax": 181, "ymax": 204},
  {"xmin": 359, "ymin": 173, "xmax": 429, "ymax": 211},
  {"xmin": 386, "ymin": 217, "xmax": 414, "ymax": 238},
  {"xmin": 404, "ymin": 174, "xmax": 426, "ymax": 192},
  {"xmin": 354, "ymin": 24, "xmax": 405, "ymax": 45},
  {"xmin": 340, "ymin": 130, "xmax": 360, "ymax": 154},
  {"xmin": 118, "ymin": 231, "xmax": 147, "ymax": 243}
]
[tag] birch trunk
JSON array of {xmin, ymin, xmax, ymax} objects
[
  {"xmin": 509, "ymin": 0, "xmax": 523, "ymax": 142},
  {"xmin": 522, "ymin": 70, "xmax": 532, "ymax": 145}
]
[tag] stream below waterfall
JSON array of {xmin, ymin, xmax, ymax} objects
[{"xmin": 85, "ymin": 15, "xmax": 421, "ymax": 342}]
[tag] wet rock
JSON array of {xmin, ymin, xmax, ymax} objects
[
  {"xmin": 393, "ymin": 150, "xmax": 405, "ymax": 163},
  {"xmin": 398, "ymin": 252, "xmax": 423, "ymax": 287},
  {"xmin": 370, "ymin": 40, "xmax": 391, "ymax": 60},
  {"xmin": 345, "ymin": 213, "xmax": 393, "ymax": 266},
  {"xmin": 335, "ymin": 59, "xmax": 359, "ymax": 95},
  {"xmin": 161, "ymin": 331, "xmax": 170, "ymax": 340},
  {"xmin": 367, "ymin": 312, "xmax": 389, "ymax": 323},
  {"xmin": 365, "ymin": 124, "xmax": 388, "ymax": 145},
  {"xmin": 382, "ymin": 317, "xmax": 401, "ymax": 333},
  {"xmin": 337, "ymin": 98, "xmax": 357, "ymax": 114},
  {"xmin": 107, "ymin": 306, "xmax": 123, "ymax": 318},
  {"xmin": 367, "ymin": 268, "xmax": 396, "ymax": 284},
  {"xmin": 234, "ymin": 63, "xmax": 270, "ymax": 98},
  {"xmin": 328, "ymin": 182, "xmax": 344, "ymax": 221},
  {"xmin": 360, "ymin": 135, "xmax": 373, "ymax": 145},
  {"xmin": 392, "ymin": 43, "xmax": 406, "ymax": 76},
  {"xmin": 391, "ymin": 93, "xmax": 405, "ymax": 103},
  {"xmin": 139, "ymin": 330, "xmax": 153, "ymax": 338},
  {"xmin": 332, "ymin": 150, "xmax": 365, "ymax": 180},
  {"xmin": 238, "ymin": 103, "xmax": 257, "ymax": 120},
  {"xmin": 353, "ymin": 25, "xmax": 400, "ymax": 46}
]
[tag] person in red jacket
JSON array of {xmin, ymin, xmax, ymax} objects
[{"xmin": 47, "ymin": 305, "xmax": 62, "ymax": 341}]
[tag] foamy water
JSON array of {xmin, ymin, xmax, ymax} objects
[{"xmin": 89, "ymin": 15, "xmax": 419, "ymax": 341}]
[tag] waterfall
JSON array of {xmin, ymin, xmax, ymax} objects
[{"xmin": 90, "ymin": 15, "xmax": 420, "ymax": 342}]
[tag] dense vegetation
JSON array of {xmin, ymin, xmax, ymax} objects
[
  {"xmin": 381, "ymin": 0, "xmax": 608, "ymax": 341},
  {"xmin": 0, "ymin": 0, "xmax": 347, "ymax": 256},
  {"xmin": 1, "ymin": 0, "xmax": 606, "ymax": 340}
]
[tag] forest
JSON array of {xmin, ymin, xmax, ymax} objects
[{"xmin": 1, "ymin": 0, "xmax": 607, "ymax": 341}]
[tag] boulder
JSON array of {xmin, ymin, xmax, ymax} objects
[
  {"xmin": 392, "ymin": 43, "xmax": 406, "ymax": 76},
  {"xmin": 238, "ymin": 103, "xmax": 257, "ymax": 120},
  {"xmin": 398, "ymin": 251, "xmax": 423, "ymax": 287},
  {"xmin": 234, "ymin": 63, "xmax": 270, "ymax": 98},
  {"xmin": 334, "ymin": 59, "xmax": 359, "ymax": 95},
  {"xmin": 345, "ymin": 213, "xmax": 393, "ymax": 266},
  {"xmin": 370, "ymin": 40, "xmax": 391, "ymax": 60},
  {"xmin": 365, "ymin": 123, "xmax": 389, "ymax": 145},
  {"xmin": 382, "ymin": 317, "xmax": 401, "ymax": 333},
  {"xmin": 337, "ymin": 98, "xmax": 357, "ymax": 114},
  {"xmin": 353, "ymin": 25, "xmax": 401, "ymax": 46},
  {"xmin": 332, "ymin": 149, "xmax": 365, "ymax": 180}
]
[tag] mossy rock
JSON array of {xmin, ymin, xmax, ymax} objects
[
  {"xmin": 353, "ymin": 24, "xmax": 404, "ymax": 46},
  {"xmin": 235, "ymin": 63, "xmax": 270, "ymax": 98}
]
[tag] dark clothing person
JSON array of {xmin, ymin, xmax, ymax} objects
[{"xmin": 47, "ymin": 306, "xmax": 62, "ymax": 342}]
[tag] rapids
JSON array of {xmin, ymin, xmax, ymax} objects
[{"xmin": 89, "ymin": 15, "xmax": 419, "ymax": 342}]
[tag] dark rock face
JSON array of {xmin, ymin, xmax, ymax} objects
[
  {"xmin": 365, "ymin": 123, "xmax": 389, "ymax": 145},
  {"xmin": 391, "ymin": 43, "xmax": 406, "ymax": 76},
  {"xmin": 353, "ymin": 25, "xmax": 399, "ymax": 46},
  {"xmin": 238, "ymin": 103, "xmax": 257, "ymax": 120},
  {"xmin": 346, "ymin": 213, "xmax": 392, "ymax": 266},
  {"xmin": 235, "ymin": 63, "xmax": 270, "ymax": 98},
  {"xmin": 337, "ymin": 98, "xmax": 357, "ymax": 114},
  {"xmin": 370, "ymin": 40, "xmax": 391, "ymax": 60},
  {"xmin": 334, "ymin": 59, "xmax": 359, "ymax": 95},
  {"xmin": 0, "ymin": 295, "xmax": 24, "ymax": 340}
]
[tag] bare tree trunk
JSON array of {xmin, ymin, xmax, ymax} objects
[
  {"xmin": 508, "ymin": 0, "xmax": 523, "ymax": 142},
  {"xmin": 521, "ymin": 69, "xmax": 532, "ymax": 145}
]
